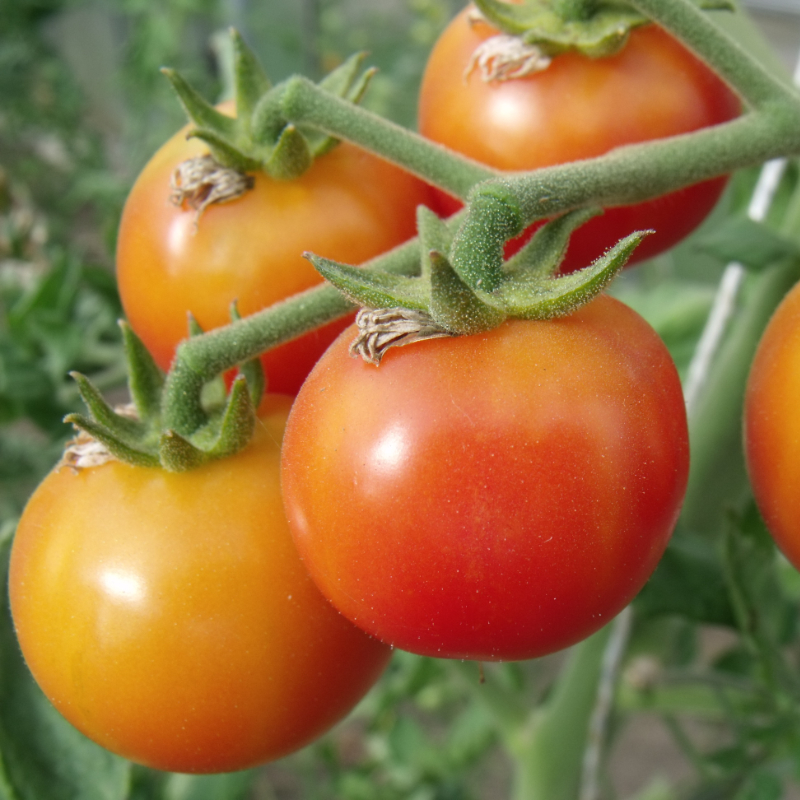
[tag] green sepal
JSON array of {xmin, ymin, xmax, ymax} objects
[
  {"xmin": 265, "ymin": 125, "xmax": 312, "ymax": 180},
  {"xmin": 306, "ymin": 253, "xmax": 430, "ymax": 310},
  {"xmin": 161, "ymin": 67, "xmax": 239, "ymax": 141},
  {"xmin": 186, "ymin": 129, "xmax": 261, "ymax": 173},
  {"xmin": 164, "ymin": 32, "xmax": 377, "ymax": 181},
  {"xmin": 121, "ymin": 321, "xmax": 164, "ymax": 424},
  {"xmin": 230, "ymin": 28, "xmax": 271, "ymax": 124},
  {"xmin": 493, "ymin": 229, "xmax": 652, "ymax": 319},
  {"xmin": 205, "ymin": 376, "xmax": 257, "ymax": 459},
  {"xmin": 417, "ymin": 205, "xmax": 454, "ymax": 272},
  {"xmin": 503, "ymin": 208, "xmax": 602, "ymax": 283},
  {"xmin": 230, "ymin": 301, "xmax": 266, "ymax": 408},
  {"xmin": 429, "ymin": 251, "xmax": 506, "ymax": 335},
  {"xmin": 69, "ymin": 371, "xmax": 148, "ymax": 446},
  {"xmin": 64, "ymin": 414, "xmax": 160, "ymax": 469},
  {"xmin": 471, "ymin": 0, "xmax": 733, "ymax": 59},
  {"xmin": 159, "ymin": 430, "xmax": 209, "ymax": 472},
  {"xmin": 187, "ymin": 312, "xmax": 204, "ymax": 338}
]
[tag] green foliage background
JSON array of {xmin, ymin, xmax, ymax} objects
[{"xmin": 3, "ymin": 1, "xmax": 800, "ymax": 799}]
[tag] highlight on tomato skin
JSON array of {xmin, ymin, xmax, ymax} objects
[
  {"xmin": 280, "ymin": 295, "xmax": 690, "ymax": 662},
  {"xmin": 9, "ymin": 396, "xmax": 392, "ymax": 775},
  {"xmin": 116, "ymin": 105, "xmax": 434, "ymax": 396},
  {"xmin": 417, "ymin": 4, "xmax": 741, "ymax": 272},
  {"xmin": 745, "ymin": 280, "xmax": 800, "ymax": 570}
]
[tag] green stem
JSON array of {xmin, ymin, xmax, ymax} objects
[
  {"xmin": 162, "ymin": 0, "xmax": 800, "ymax": 434},
  {"xmin": 161, "ymin": 235, "xmax": 423, "ymax": 434},
  {"xmin": 279, "ymin": 76, "xmax": 497, "ymax": 199},
  {"xmin": 628, "ymin": 0, "xmax": 799, "ymax": 110},
  {"xmin": 506, "ymin": 111, "xmax": 800, "ymax": 228},
  {"xmin": 507, "ymin": 627, "xmax": 612, "ymax": 800}
]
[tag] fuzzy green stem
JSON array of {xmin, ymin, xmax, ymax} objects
[
  {"xmin": 161, "ymin": 235, "xmax": 423, "ymax": 434},
  {"xmin": 507, "ymin": 111, "xmax": 800, "ymax": 228},
  {"xmin": 279, "ymin": 76, "xmax": 497, "ymax": 200},
  {"xmin": 628, "ymin": 0, "xmax": 799, "ymax": 109}
]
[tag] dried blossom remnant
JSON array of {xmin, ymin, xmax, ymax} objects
[
  {"xmin": 59, "ymin": 404, "xmax": 139, "ymax": 471},
  {"xmin": 350, "ymin": 308, "xmax": 455, "ymax": 366},
  {"xmin": 170, "ymin": 155, "xmax": 255, "ymax": 222},
  {"xmin": 465, "ymin": 35, "xmax": 552, "ymax": 82}
]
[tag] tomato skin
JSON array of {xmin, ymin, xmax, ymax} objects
[
  {"xmin": 281, "ymin": 296, "xmax": 689, "ymax": 661},
  {"xmin": 418, "ymin": 9, "xmax": 740, "ymax": 270},
  {"xmin": 745, "ymin": 282, "xmax": 800, "ymax": 567},
  {"xmin": 116, "ymin": 112, "xmax": 433, "ymax": 395},
  {"xmin": 9, "ymin": 396, "xmax": 391, "ymax": 774}
]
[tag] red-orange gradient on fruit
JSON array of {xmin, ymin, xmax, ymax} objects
[
  {"xmin": 418, "ymin": 7, "xmax": 741, "ymax": 270},
  {"xmin": 281, "ymin": 296, "xmax": 690, "ymax": 661},
  {"xmin": 745, "ymin": 281, "xmax": 800, "ymax": 567},
  {"xmin": 116, "ymin": 108, "xmax": 433, "ymax": 394},
  {"xmin": 10, "ymin": 397, "xmax": 391, "ymax": 774}
]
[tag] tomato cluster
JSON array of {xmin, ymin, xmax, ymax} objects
[{"xmin": 9, "ymin": 0, "xmax": 762, "ymax": 779}]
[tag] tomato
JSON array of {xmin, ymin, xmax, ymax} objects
[
  {"xmin": 745, "ymin": 281, "xmax": 800, "ymax": 568},
  {"xmin": 9, "ymin": 396, "xmax": 391, "ymax": 774},
  {"xmin": 116, "ymin": 106, "xmax": 433, "ymax": 395},
  {"xmin": 418, "ymin": 7, "xmax": 741, "ymax": 271},
  {"xmin": 280, "ymin": 295, "xmax": 689, "ymax": 661}
]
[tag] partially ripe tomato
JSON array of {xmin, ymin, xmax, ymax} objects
[
  {"xmin": 117, "ymin": 106, "xmax": 433, "ymax": 394},
  {"xmin": 745, "ymin": 281, "xmax": 800, "ymax": 567},
  {"xmin": 9, "ymin": 396, "xmax": 391, "ymax": 774},
  {"xmin": 281, "ymin": 296, "xmax": 689, "ymax": 661},
  {"xmin": 418, "ymin": 7, "xmax": 741, "ymax": 271}
]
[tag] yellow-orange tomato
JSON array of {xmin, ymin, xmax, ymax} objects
[
  {"xmin": 117, "ymin": 109, "xmax": 432, "ymax": 394},
  {"xmin": 9, "ymin": 396, "xmax": 391, "ymax": 774},
  {"xmin": 745, "ymin": 281, "xmax": 800, "ymax": 567},
  {"xmin": 418, "ymin": 7, "xmax": 741, "ymax": 270}
]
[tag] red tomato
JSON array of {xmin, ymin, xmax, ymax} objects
[
  {"xmin": 9, "ymin": 396, "xmax": 391, "ymax": 774},
  {"xmin": 418, "ymin": 7, "xmax": 741, "ymax": 271},
  {"xmin": 116, "ymin": 107, "xmax": 433, "ymax": 395},
  {"xmin": 745, "ymin": 281, "xmax": 800, "ymax": 567},
  {"xmin": 280, "ymin": 296, "xmax": 689, "ymax": 661}
]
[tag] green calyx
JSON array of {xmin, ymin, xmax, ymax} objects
[
  {"xmin": 63, "ymin": 316, "xmax": 266, "ymax": 472},
  {"xmin": 162, "ymin": 29, "xmax": 375, "ymax": 179},
  {"xmin": 471, "ymin": 0, "xmax": 734, "ymax": 59},
  {"xmin": 306, "ymin": 204, "xmax": 652, "ymax": 344}
]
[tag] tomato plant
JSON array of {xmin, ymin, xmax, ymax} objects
[
  {"xmin": 116, "ymin": 107, "xmax": 433, "ymax": 395},
  {"xmin": 417, "ymin": 7, "xmax": 741, "ymax": 271},
  {"xmin": 280, "ymin": 295, "xmax": 690, "ymax": 661},
  {"xmin": 745, "ymin": 280, "xmax": 800, "ymax": 569},
  {"xmin": 9, "ymin": 396, "xmax": 392, "ymax": 774}
]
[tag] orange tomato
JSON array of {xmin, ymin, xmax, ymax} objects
[
  {"xmin": 117, "ymin": 109, "xmax": 433, "ymax": 394},
  {"xmin": 9, "ymin": 396, "xmax": 391, "ymax": 773},
  {"xmin": 418, "ymin": 7, "xmax": 741, "ymax": 270},
  {"xmin": 745, "ymin": 281, "xmax": 800, "ymax": 567}
]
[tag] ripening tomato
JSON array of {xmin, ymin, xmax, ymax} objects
[
  {"xmin": 745, "ymin": 281, "xmax": 800, "ymax": 568},
  {"xmin": 9, "ymin": 396, "xmax": 391, "ymax": 774},
  {"xmin": 117, "ymin": 106, "xmax": 433, "ymax": 395},
  {"xmin": 280, "ymin": 296, "xmax": 689, "ymax": 661},
  {"xmin": 418, "ymin": 7, "xmax": 741, "ymax": 271}
]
